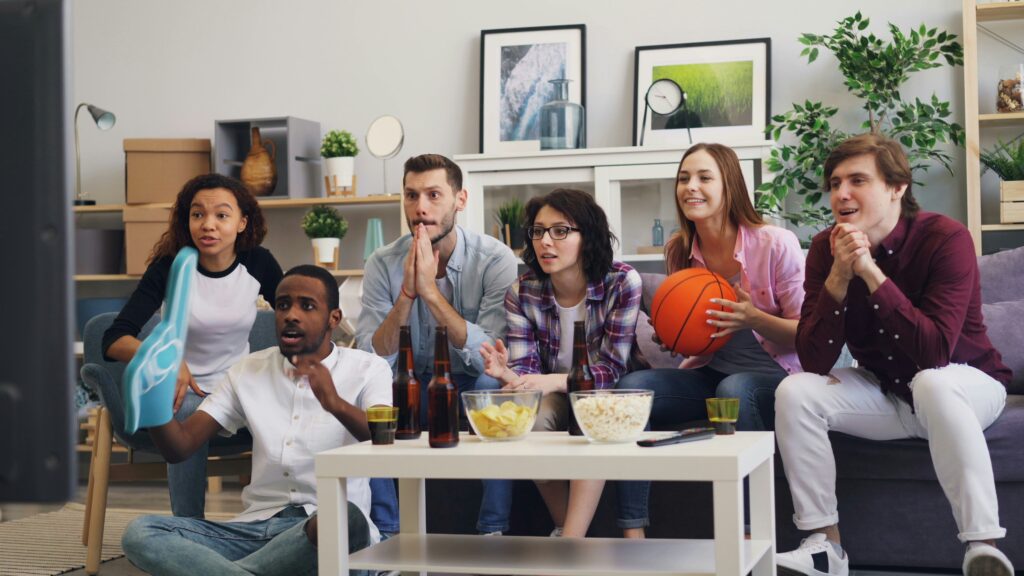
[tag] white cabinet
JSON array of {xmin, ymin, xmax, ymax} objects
[{"xmin": 455, "ymin": 142, "xmax": 774, "ymax": 264}]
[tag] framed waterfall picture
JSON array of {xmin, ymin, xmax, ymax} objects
[
  {"xmin": 633, "ymin": 38, "xmax": 770, "ymax": 146},
  {"xmin": 480, "ymin": 24, "xmax": 586, "ymax": 154}
]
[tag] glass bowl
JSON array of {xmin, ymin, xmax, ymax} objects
[
  {"xmin": 569, "ymin": 389, "xmax": 653, "ymax": 443},
  {"xmin": 462, "ymin": 389, "xmax": 542, "ymax": 441}
]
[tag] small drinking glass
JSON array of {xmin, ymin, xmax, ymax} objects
[
  {"xmin": 367, "ymin": 406, "xmax": 399, "ymax": 445},
  {"xmin": 705, "ymin": 398, "xmax": 740, "ymax": 435}
]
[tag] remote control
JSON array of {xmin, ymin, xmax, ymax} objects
[{"xmin": 636, "ymin": 427, "xmax": 715, "ymax": 447}]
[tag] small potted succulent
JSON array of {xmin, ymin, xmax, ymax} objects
[
  {"xmin": 495, "ymin": 198, "xmax": 526, "ymax": 250},
  {"xmin": 302, "ymin": 204, "xmax": 349, "ymax": 268},
  {"xmin": 321, "ymin": 129, "xmax": 359, "ymax": 194}
]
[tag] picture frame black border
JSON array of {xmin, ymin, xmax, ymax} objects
[
  {"xmin": 479, "ymin": 23, "xmax": 587, "ymax": 154},
  {"xmin": 632, "ymin": 37, "xmax": 771, "ymax": 146}
]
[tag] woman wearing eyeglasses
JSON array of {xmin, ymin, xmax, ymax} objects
[{"xmin": 480, "ymin": 188, "xmax": 648, "ymax": 538}]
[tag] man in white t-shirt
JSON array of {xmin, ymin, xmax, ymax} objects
[{"xmin": 121, "ymin": 265, "xmax": 392, "ymax": 576}]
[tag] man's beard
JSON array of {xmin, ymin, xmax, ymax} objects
[{"xmin": 409, "ymin": 209, "xmax": 456, "ymax": 245}]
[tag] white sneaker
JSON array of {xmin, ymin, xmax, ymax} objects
[
  {"xmin": 963, "ymin": 543, "xmax": 1014, "ymax": 576},
  {"xmin": 777, "ymin": 533, "xmax": 849, "ymax": 576}
]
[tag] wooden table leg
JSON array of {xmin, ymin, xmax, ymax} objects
[
  {"xmin": 714, "ymin": 479, "xmax": 744, "ymax": 576},
  {"xmin": 316, "ymin": 476, "xmax": 348, "ymax": 575}
]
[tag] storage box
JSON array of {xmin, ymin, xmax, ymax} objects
[
  {"xmin": 124, "ymin": 139, "xmax": 211, "ymax": 204},
  {"xmin": 214, "ymin": 117, "xmax": 320, "ymax": 199},
  {"xmin": 999, "ymin": 180, "xmax": 1024, "ymax": 223},
  {"xmin": 123, "ymin": 206, "xmax": 172, "ymax": 275}
]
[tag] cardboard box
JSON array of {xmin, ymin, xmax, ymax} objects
[
  {"xmin": 124, "ymin": 139, "xmax": 211, "ymax": 204},
  {"xmin": 123, "ymin": 206, "xmax": 171, "ymax": 275}
]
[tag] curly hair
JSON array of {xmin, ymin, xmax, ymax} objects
[
  {"xmin": 521, "ymin": 188, "xmax": 616, "ymax": 283},
  {"xmin": 148, "ymin": 173, "xmax": 268, "ymax": 264},
  {"xmin": 664, "ymin": 143, "xmax": 763, "ymax": 273}
]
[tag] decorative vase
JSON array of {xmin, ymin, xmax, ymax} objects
[
  {"xmin": 539, "ymin": 79, "xmax": 585, "ymax": 150},
  {"xmin": 240, "ymin": 127, "xmax": 277, "ymax": 196},
  {"xmin": 364, "ymin": 217, "xmax": 384, "ymax": 261},
  {"xmin": 311, "ymin": 237, "xmax": 341, "ymax": 269}
]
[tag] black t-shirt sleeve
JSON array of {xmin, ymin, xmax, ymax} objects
[
  {"xmin": 243, "ymin": 246, "xmax": 283, "ymax": 306},
  {"xmin": 101, "ymin": 257, "xmax": 171, "ymax": 360}
]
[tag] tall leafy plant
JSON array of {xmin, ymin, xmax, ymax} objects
[{"xmin": 757, "ymin": 12, "xmax": 964, "ymax": 232}]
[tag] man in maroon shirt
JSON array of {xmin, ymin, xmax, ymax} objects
[{"xmin": 773, "ymin": 134, "xmax": 1013, "ymax": 576}]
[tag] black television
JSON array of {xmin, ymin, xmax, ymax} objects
[{"xmin": 0, "ymin": 0, "xmax": 75, "ymax": 502}]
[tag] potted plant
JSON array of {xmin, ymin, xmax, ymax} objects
[
  {"xmin": 495, "ymin": 198, "xmax": 526, "ymax": 250},
  {"xmin": 756, "ymin": 12, "xmax": 964, "ymax": 241},
  {"xmin": 321, "ymin": 129, "xmax": 359, "ymax": 193},
  {"xmin": 302, "ymin": 204, "xmax": 349, "ymax": 268},
  {"xmin": 980, "ymin": 138, "xmax": 1024, "ymax": 223}
]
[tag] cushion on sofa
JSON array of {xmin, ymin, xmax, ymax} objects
[
  {"xmin": 982, "ymin": 299, "xmax": 1024, "ymax": 394},
  {"xmin": 977, "ymin": 245, "xmax": 1024, "ymax": 305}
]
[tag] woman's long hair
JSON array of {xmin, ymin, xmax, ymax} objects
[
  {"xmin": 664, "ymin": 143, "xmax": 763, "ymax": 273},
  {"xmin": 148, "ymin": 173, "xmax": 267, "ymax": 264}
]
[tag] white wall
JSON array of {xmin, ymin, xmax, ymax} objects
[{"xmin": 73, "ymin": 0, "xmax": 967, "ymax": 264}]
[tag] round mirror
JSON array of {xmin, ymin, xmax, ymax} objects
[{"xmin": 365, "ymin": 115, "xmax": 404, "ymax": 159}]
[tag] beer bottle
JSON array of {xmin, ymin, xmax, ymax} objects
[
  {"xmin": 427, "ymin": 326, "xmax": 459, "ymax": 448},
  {"xmin": 566, "ymin": 320, "xmax": 594, "ymax": 436},
  {"xmin": 393, "ymin": 326, "xmax": 421, "ymax": 439}
]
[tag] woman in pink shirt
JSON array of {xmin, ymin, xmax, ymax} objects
[{"xmin": 614, "ymin": 143, "xmax": 805, "ymax": 538}]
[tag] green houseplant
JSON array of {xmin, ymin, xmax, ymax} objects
[
  {"xmin": 302, "ymin": 205, "xmax": 348, "ymax": 267},
  {"xmin": 981, "ymin": 138, "xmax": 1024, "ymax": 224},
  {"xmin": 321, "ymin": 130, "xmax": 359, "ymax": 194},
  {"xmin": 757, "ymin": 12, "xmax": 964, "ymax": 237},
  {"xmin": 495, "ymin": 198, "xmax": 526, "ymax": 249}
]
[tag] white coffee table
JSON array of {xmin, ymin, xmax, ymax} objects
[{"xmin": 315, "ymin": 431, "xmax": 775, "ymax": 575}]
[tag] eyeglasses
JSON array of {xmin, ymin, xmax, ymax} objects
[{"xmin": 525, "ymin": 225, "xmax": 581, "ymax": 241}]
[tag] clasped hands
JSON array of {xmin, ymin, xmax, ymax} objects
[{"xmin": 401, "ymin": 223, "xmax": 442, "ymax": 303}]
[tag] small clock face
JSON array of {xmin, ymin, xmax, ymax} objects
[{"xmin": 646, "ymin": 78, "xmax": 683, "ymax": 116}]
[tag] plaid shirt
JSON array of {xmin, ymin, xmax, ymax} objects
[{"xmin": 506, "ymin": 261, "xmax": 648, "ymax": 389}]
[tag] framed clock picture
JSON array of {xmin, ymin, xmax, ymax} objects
[{"xmin": 633, "ymin": 38, "xmax": 771, "ymax": 147}]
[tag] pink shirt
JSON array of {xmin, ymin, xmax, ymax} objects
[{"xmin": 680, "ymin": 223, "xmax": 805, "ymax": 375}]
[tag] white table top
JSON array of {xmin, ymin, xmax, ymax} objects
[{"xmin": 316, "ymin": 431, "xmax": 774, "ymax": 482}]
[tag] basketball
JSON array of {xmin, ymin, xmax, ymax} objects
[{"xmin": 650, "ymin": 268, "xmax": 736, "ymax": 356}]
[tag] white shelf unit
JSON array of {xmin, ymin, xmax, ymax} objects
[{"xmin": 454, "ymin": 143, "xmax": 774, "ymax": 263}]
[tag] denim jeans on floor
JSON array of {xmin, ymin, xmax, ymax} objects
[
  {"xmin": 614, "ymin": 367, "xmax": 785, "ymax": 528},
  {"xmin": 169, "ymin": 390, "xmax": 208, "ymax": 518},
  {"xmin": 369, "ymin": 371, "xmax": 512, "ymax": 536},
  {"xmin": 121, "ymin": 504, "xmax": 371, "ymax": 576}
]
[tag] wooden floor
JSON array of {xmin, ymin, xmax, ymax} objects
[{"xmin": 0, "ymin": 481, "xmax": 958, "ymax": 576}]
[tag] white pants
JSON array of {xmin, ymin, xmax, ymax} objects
[{"xmin": 774, "ymin": 364, "xmax": 1007, "ymax": 542}]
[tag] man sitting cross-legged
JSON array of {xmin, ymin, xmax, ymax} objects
[
  {"xmin": 774, "ymin": 134, "xmax": 1014, "ymax": 576},
  {"xmin": 121, "ymin": 265, "xmax": 392, "ymax": 576}
]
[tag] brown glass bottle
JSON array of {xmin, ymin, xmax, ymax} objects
[
  {"xmin": 427, "ymin": 326, "xmax": 459, "ymax": 448},
  {"xmin": 566, "ymin": 320, "xmax": 594, "ymax": 436},
  {"xmin": 393, "ymin": 326, "xmax": 421, "ymax": 439}
]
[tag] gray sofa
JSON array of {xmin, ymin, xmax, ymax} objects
[{"xmin": 424, "ymin": 246, "xmax": 1024, "ymax": 571}]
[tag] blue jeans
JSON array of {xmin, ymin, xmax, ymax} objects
[
  {"xmin": 169, "ymin": 390, "xmax": 208, "ymax": 518},
  {"xmin": 614, "ymin": 367, "xmax": 785, "ymax": 528},
  {"xmin": 369, "ymin": 372, "xmax": 511, "ymax": 536},
  {"xmin": 121, "ymin": 504, "xmax": 371, "ymax": 576}
]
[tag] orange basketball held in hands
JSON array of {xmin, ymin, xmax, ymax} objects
[{"xmin": 650, "ymin": 268, "xmax": 736, "ymax": 357}]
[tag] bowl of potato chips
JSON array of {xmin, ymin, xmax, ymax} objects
[{"xmin": 463, "ymin": 390, "xmax": 541, "ymax": 441}]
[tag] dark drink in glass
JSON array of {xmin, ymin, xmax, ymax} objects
[
  {"xmin": 428, "ymin": 326, "xmax": 459, "ymax": 448},
  {"xmin": 366, "ymin": 406, "xmax": 398, "ymax": 445},
  {"xmin": 394, "ymin": 326, "xmax": 421, "ymax": 439},
  {"xmin": 566, "ymin": 320, "xmax": 595, "ymax": 436}
]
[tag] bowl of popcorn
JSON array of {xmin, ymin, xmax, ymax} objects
[
  {"xmin": 463, "ymin": 390, "xmax": 541, "ymax": 441},
  {"xmin": 569, "ymin": 389, "xmax": 653, "ymax": 443}
]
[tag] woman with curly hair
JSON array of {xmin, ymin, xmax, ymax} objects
[
  {"xmin": 103, "ymin": 173, "xmax": 282, "ymax": 518},
  {"xmin": 480, "ymin": 188, "xmax": 648, "ymax": 538}
]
